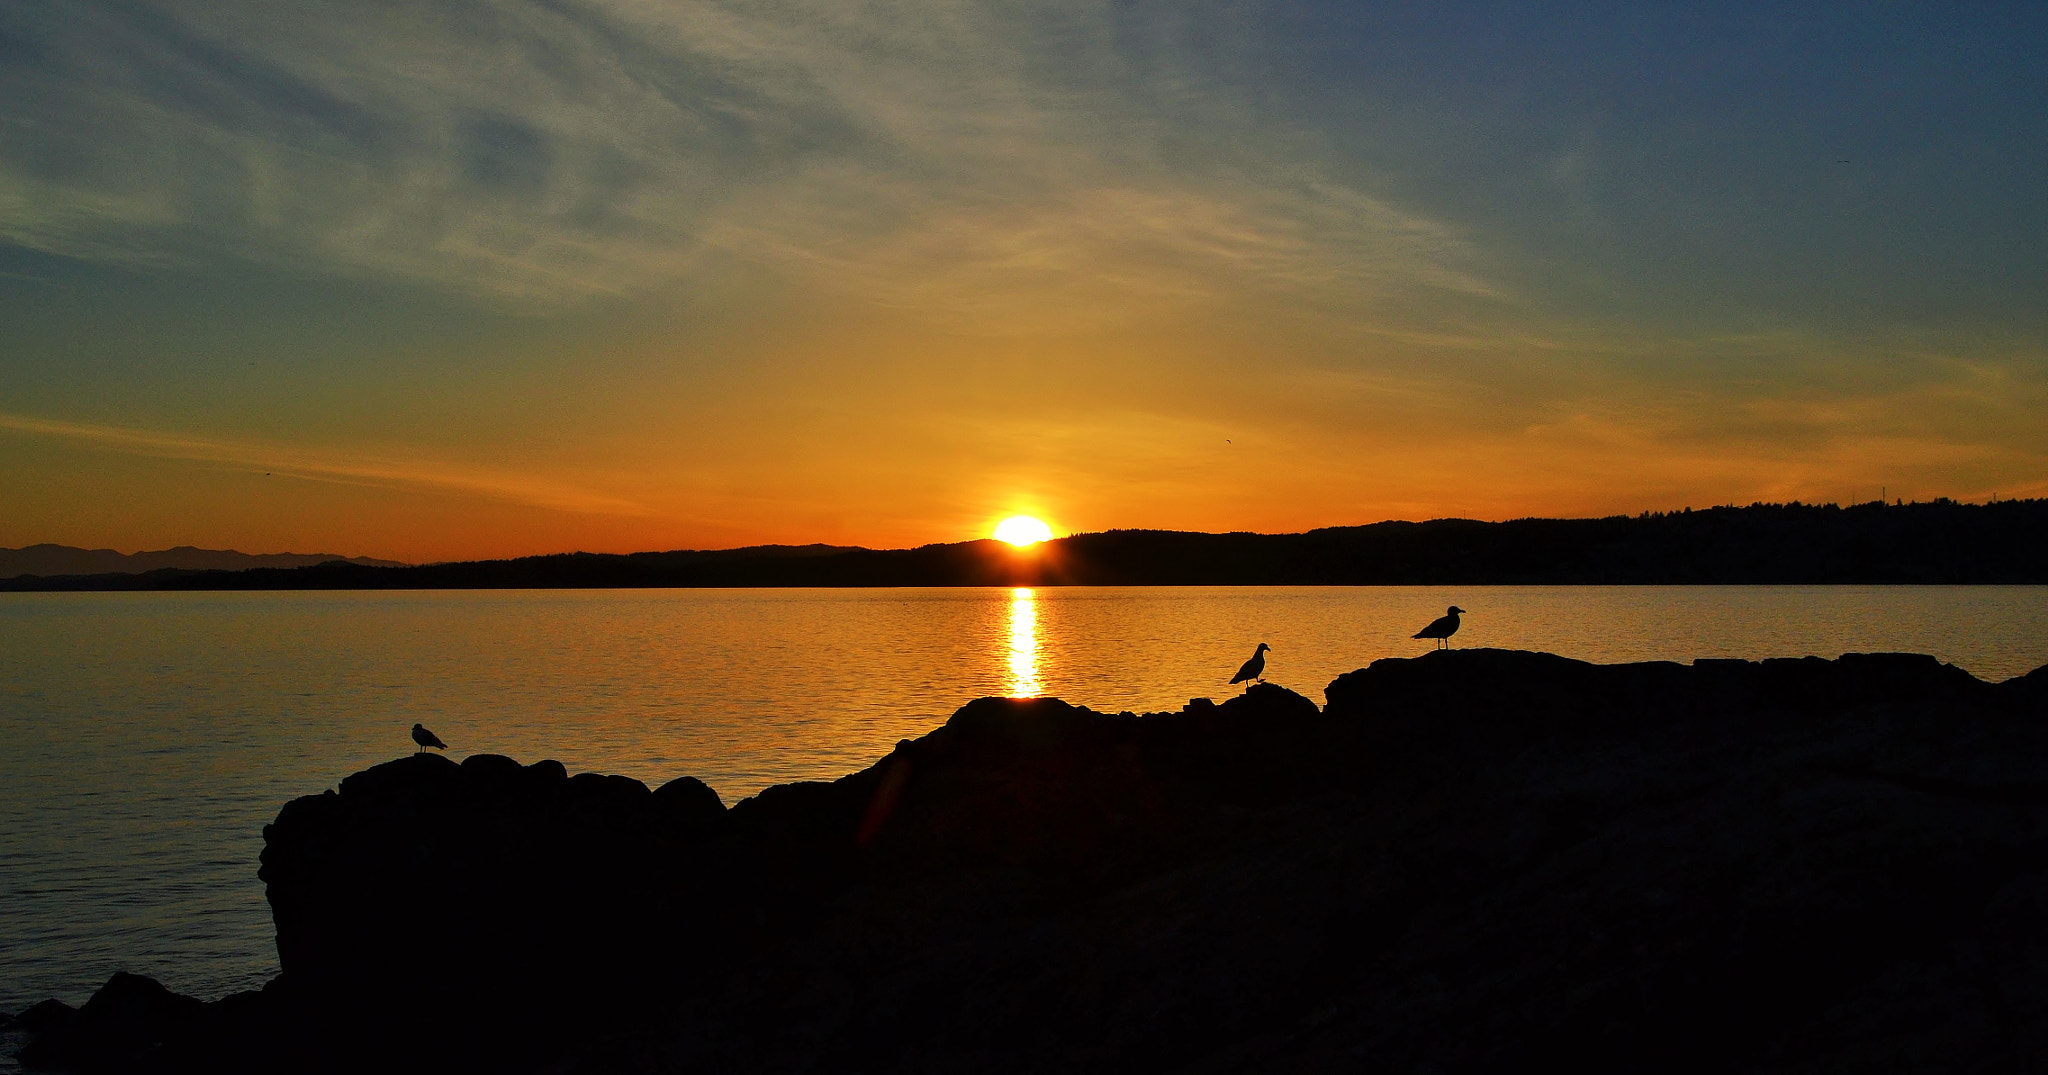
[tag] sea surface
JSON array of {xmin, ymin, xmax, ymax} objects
[{"xmin": 3, "ymin": 585, "xmax": 2046, "ymax": 1018}]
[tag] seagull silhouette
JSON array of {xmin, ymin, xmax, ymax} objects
[
  {"xmin": 1230, "ymin": 643, "xmax": 1270, "ymax": 685},
  {"xmin": 411, "ymin": 723, "xmax": 447, "ymax": 755},
  {"xmin": 1413, "ymin": 606, "xmax": 1465, "ymax": 650}
]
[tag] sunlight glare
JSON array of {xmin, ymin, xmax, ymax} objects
[
  {"xmin": 994, "ymin": 515, "xmax": 1054, "ymax": 547},
  {"xmin": 1007, "ymin": 587, "xmax": 1041, "ymax": 697}
]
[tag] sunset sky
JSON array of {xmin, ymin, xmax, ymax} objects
[{"xmin": 2, "ymin": 3, "xmax": 2043, "ymax": 562}]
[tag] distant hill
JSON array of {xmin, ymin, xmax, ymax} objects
[
  {"xmin": 3, "ymin": 499, "xmax": 2043, "ymax": 590},
  {"xmin": 0, "ymin": 544, "xmax": 407, "ymax": 580}
]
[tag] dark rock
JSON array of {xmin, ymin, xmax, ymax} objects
[
  {"xmin": 2004, "ymin": 661, "xmax": 2048, "ymax": 709},
  {"xmin": 459, "ymin": 752, "xmax": 523, "ymax": 781},
  {"xmin": 254, "ymin": 752, "xmax": 730, "ymax": 1072},
  {"xmin": 12, "ymin": 998, "xmax": 76, "ymax": 1035},
  {"xmin": 71, "ymin": 650, "xmax": 2048, "ymax": 1073},
  {"xmin": 17, "ymin": 972, "xmax": 204, "ymax": 1070},
  {"xmin": 569, "ymin": 770, "xmax": 652, "ymax": 807},
  {"xmin": 335, "ymin": 750, "xmax": 461, "ymax": 800},
  {"xmin": 652, "ymin": 774, "xmax": 725, "ymax": 826},
  {"xmin": 647, "ymin": 651, "xmax": 2048, "ymax": 1073}
]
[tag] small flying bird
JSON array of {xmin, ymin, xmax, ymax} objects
[
  {"xmin": 1413, "ymin": 606, "xmax": 1466, "ymax": 650},
  {"xmin": 1230, "ymin": 643, "xmax": 1271, "ymax": 685},
  {"xmin": 411, "ymin": 723, "xmax": 447, "ymax": 754}
]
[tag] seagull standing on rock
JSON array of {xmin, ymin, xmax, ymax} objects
[
  {"xmin": 1413, "ymin": 606, "xmax": 1466, "ymax": 650},
  {"xmin": 411, "ymin": 723, "xmax": 447, "ymax": 755},
  {"xmin": 1231, "ymin": 643, "xmax": 1271, "ymax": 686}
]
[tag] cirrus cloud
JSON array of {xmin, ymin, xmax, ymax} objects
[{"xmin": 0, "ymin": 0, "xmax": 1488, "ymax": 317}]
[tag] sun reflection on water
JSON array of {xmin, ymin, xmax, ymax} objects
[{"xmin": 1007, "ymin": 587, "xmax": 1041, "ymax": 697}]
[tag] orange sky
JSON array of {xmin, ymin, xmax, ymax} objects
[{"xmin": 2, "ymin": 4, "xmax": 2043, "ymax": 561}]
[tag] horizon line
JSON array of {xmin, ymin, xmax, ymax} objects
[{"xmin": 7, "ymin": 495, "xmax": 2035, "ymax": 568}]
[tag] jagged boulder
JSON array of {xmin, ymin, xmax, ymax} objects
[
  {"xmin": 722, "ymin": 684, "xmax": 1327, "ymax": 888},
  {"xmin": 9, "ymin": 997, "xmax": 78, "ymax": 1036},
  {"xmin": 257, "ymin": 753, "xmax": 728, "ymax": 1068},
  {"xmin": 653, "ymin": 774, "xmax": 725, "ymax": 829},
  {"xmin": 16, "ymin": 973, "xmax": 204, "ymax": 1071}
]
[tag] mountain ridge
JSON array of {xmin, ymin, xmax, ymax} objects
[{"xmin": 0, "ymin": 544, "xmax": 407, "ymax": 579}]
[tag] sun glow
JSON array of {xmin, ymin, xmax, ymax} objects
[{"xmin": 994, "ymin": 515, "xmax": 1054, "ymax": 546}]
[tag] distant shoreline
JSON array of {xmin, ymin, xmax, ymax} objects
[{"xmin": 6, "ymin": 499, "xmax": 2046, "ymax": 590}]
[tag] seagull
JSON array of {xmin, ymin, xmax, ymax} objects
[
  {"xmin": 1413, "ymin": 606, "xmax": 1465, "ymax": 650},
  {"xmin": 411, "ymin": 723, "xmax": 447, "ymax": 755},
  {"xmin": 1230, "ymin": 643, "xmax": 1271, "ymax": 685}
]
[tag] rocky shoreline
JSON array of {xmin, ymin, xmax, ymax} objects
[{"xmin": 12, "ymin": 649, "xmax": 2048, "ymax": 1072}]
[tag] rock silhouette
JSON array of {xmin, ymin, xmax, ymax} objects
[
  {"xmin": 14, "ymin": 650, "xmax": 2048, "ymax": 1073},
  {"xmin": 14, "ymin": 972, "xmax": 204, "ymax": 1070}
]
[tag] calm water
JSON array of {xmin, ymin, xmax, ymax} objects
[{"xmin": 3, "ymin": 585, "xmax": 2045, "ymax": 1016}]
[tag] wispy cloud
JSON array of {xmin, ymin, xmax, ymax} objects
[
  {"xmin": 0, "ymin": 0, "xmax": 1487, "ymax": 315},
  {"xmin": 0, "ymin": 412, "xmax": 649, "ymax": 515}
]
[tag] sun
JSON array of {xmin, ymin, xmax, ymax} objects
[{"xmin": 994, "ymin": 515, "xmax": 1054, "ymax": 547}]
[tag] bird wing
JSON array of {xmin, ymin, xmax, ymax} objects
[
  {"xmin": 1413, "ymin": 615, "xmax": 1452, "ymax": 639},
  {"xmin": 1230, "ymin": 655, "xmax": 1262, "ymax": 683}
]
